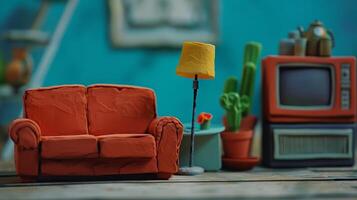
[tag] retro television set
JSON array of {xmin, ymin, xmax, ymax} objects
[{"xmin": 262, "ymin": 56, "xmax": 357, "ymax": 167}]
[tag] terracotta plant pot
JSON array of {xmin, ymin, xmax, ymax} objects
[
  {"xmin": 221, "ymin": 130, "xmax": 253, "ymax": 158},
  {"xmin": 221, "ymin": 115, "xmax": 257, "ymax": 158},
  {"xmin": 200, "ymin": 120, "xmax": 211, "ymax": 130}
]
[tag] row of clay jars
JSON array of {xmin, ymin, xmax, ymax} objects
[{"xmin": 279, "ymin": 32, "xmax": 332, "ymax": 57}]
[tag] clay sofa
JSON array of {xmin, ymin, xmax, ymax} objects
[{"xmin": 9, "ymin": 84, "xmax": 183, "ymax": 180}]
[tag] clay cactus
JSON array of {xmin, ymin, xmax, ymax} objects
[
  {"xmin": 220, "ymin": 78, "xmax": 250, "ymax": 132},
  {"xmin": 220, "ymin": 42, "xmax": 262, "ymax": 132},
  {"xmin": 243, "ymin": 42, "xmax": 262, "ymax": 66}
]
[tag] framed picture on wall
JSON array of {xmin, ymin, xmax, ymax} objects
[{"xmin": 108, "ymin": 0, "xmax": 219, "ymax": 48}]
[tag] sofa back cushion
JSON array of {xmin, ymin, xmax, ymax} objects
[
  {"xmin": 24, "ymin": 85, "xmax": 88, "ymax": 136},
  {"xmin": 87, "ymin": 85, "xmax": 157, "ymax": 135}
]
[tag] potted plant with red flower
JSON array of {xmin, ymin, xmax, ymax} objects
[
  {"xmin": 219, "ymin": 42, "xmax": 261, "ymax": 170},
  {"xmin": 197, "ymin": 112, "xmax": 213, "ymax": 130}
]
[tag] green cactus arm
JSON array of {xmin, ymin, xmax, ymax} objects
[
  {"xmin": 240, "ymin": 62, "xmax": 256, "ymax": 96},
  {"xmin": 219, "ymin": 93, "xmax": 231, "ymax": 111},
  {"xmin": 240, "ymin": 62, "xmax": 256, "ymax": 115},
  {"xmin": 240, "ymin": 95, "xmax": 250, "ymax": 113},
  {"xmin": 223, "ymin": 76, "xmax": 238, "ymax": 93},
  {"xmin": 243, "ymin": 42, "xmax": 262, "ymax": 65},
  {"xmin": 240, "ymin": 41, "xmax": 262, "ymax": 116}
]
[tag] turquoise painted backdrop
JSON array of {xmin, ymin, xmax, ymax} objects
[{"xmin": 1, "ymin": 0, "xmax": 357, "ymax": 124}]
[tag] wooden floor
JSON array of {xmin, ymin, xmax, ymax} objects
[{"xmin": 1, "ymin": 162, "xmax": 357, "ymax": 199}]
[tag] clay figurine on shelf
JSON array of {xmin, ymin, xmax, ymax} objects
[
  {"xmin": 197, "ymin": 112, "xmax": 213, "ymax": 130},
  {"xmin": 5, "ymin": 48, "xmax": 32, "ymax": 93},
  {"xmin": 220, "ymin": 42, "xmax": 262, "ymax": 171},
  {"xmin": 9, "ymin": 84, "xmax": 183, "ymax": 181}
]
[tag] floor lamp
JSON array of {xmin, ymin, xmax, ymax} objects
[{"xmin": 176, "ymin": 41, "xmax": 215, "ymax": 175}]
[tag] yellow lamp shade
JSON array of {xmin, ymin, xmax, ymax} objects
[{"xmin": 176, "ymin": 41, "xmax": 215, "ymax": 79}]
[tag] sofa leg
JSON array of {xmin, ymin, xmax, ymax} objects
[{"xmin": 157, "ymin": 173, "xmax": 172, "ymax": 180}]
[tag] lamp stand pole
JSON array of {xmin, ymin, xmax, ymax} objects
[
  {"xmin": 189, "ymin": 74, "xmax": 199, "ymax": 167},
  {"xmin": 178, "ymin": 74, "xmax": 204, "ymax": 175}
]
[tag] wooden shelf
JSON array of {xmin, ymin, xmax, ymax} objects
[{"xmin": 1, "ymin": 30, "xmax": 50, "ymax": 46}]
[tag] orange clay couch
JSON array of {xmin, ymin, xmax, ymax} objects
[{"xmin": 9, "ymin": 84, "xmax": 183, "ymax": 180}]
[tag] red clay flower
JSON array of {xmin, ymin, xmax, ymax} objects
[{"xmin": 197, "ymin": 112, "xmax": 213, "ymax": 124}]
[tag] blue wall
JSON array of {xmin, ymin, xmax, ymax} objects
[{"xmin": 1, "ymin": 0, "xmax": 357, "ymax": 124}]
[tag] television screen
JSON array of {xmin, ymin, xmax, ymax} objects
[{"xmin": 279, "ymin": 66, "xmax": 333, "ymax": 107}]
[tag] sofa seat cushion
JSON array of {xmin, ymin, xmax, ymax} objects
[
  {"xmin": 41, "ymin": 135, "xmax": 98, "ymax": 159},
  {"xmin": 98, "ymin": 134, "xmax": 156, "ymax": 158}
]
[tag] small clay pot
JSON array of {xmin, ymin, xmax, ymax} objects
[
  {"xmin": 200, "ymin": 120, "xmax": 211, "ymax": 130},
  {"xmin": 221, "ymin": 130, "xmax": 253, "ymax": 158}
]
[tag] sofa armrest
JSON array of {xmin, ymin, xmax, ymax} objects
[
  {"xmin": 9, "ymin": 118, "xmax": 41, "ymax": 150},
  {"xmin": 148, "ymin": 117, "xmax": 183, "ymax": 174}
]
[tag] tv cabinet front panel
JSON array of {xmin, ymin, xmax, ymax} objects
[{"xmin": 262, "ymin": 123, "xmax": 356, "ymax": 168}]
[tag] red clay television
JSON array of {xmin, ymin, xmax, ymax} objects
[
  {"xmin": 262, "ymin": 56, "xmax": 357, "ymax": 167},
  {"xmin": 263, "ymin": 56, "xmax": 356, "ymax": 122}
]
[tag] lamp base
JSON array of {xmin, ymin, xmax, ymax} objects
[{"xmin": 177, "ymin": 166, "xmax": 204, "ymax": 176}]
